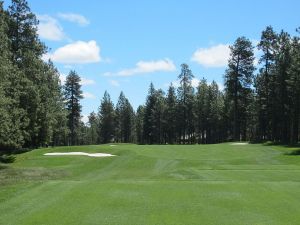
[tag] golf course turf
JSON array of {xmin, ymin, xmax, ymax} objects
[{"xmin": 1, "ymin": 143, "xmax": 300, "ymax": 225}]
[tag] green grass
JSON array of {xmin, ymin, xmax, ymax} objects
[{"xmin": 1, "ymin": 143, "xmax": 300, "ymax": 225}]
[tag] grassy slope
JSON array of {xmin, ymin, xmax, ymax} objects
[{"xmin": 1, "ymin": 143, "xmax": 300, "ymax": 225}]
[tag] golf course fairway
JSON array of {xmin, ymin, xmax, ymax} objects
[{"xmin": 1, "ymin": 143, "xmax": 300, "ymax": 225}]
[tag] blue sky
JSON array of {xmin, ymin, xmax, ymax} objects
[{"xmin": 4, "ymin": 0, "xmax": 300, "ymax": 122}]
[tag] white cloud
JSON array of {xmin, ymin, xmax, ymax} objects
[
  {"xmin": 105, "ymin": 58, "xmax": 176, "ymax": 77},
  {"xmin": 167, "ymin": 78, "xmax": 224, "ymax": 91},
  {"xmin": 167, "ymin": 78, "xmax": 199, "ymax": 88},
  {"xmin": 45, "ymin": 40, "xmax": 101, "ymax": 64},
  {"xmin": 59, "ymin": 73, "xmax": 67, "ymax": 84},
  {"xmin": 81, "ymin": 114, "xmax": 89, "ymax": 124},
  {"xmin": 82, "ymin": 92, "xmax": 96, "ymax": 99},
  {"xmin": 109, "ymin": 80, "xmax": 120, "ymax": 87},
  {"xmin": 80, "ymin": 78, "xmax": 95, "ymax": 85},
  {"xmin": 37, "ymin": 15, "xmax": 65, "ymax": 41},
  {"xmin": 191, "ymin": 78, "xmax": 200, "ymax": 88},
  {"xmin": 59, "ymin": 74, "xmax": 95, "ymax": 86},
  {"xmin": 191, "ymin": 44, "xmax": 230, "ymax": 68},
  {"xmin": 58, "ymin": 13, "xmax": 90, "ymax": 26},
  {"xmin": 64, "ymin": 65, "xmax": 73, "ymax": 69}
]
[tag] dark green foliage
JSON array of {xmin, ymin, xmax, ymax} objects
[
  {"xmin": 143, "ymin": 83, "xmax": 157, "ymax": 144},
  {"xmin": 64, "ymin": 71, "xmax": 83, "ymax": 145},
  {"xmin": 1, "ymin": 1, "xmax": 300, "ymax": 149},
  {"xmin": 98, "ymin": 91, "xmax": 115, "ymax": 143},
  {"xmin": 0, "ymin": 0, "xmax": 68, "ymax": 152},
  {"xmin": 115, "ymin": 92, "xmax": 135, "ymax": 143},
  {"xmin": 195, "ymin": 78, "xmax": 209, "ymax": 143},
  {"xmin": 224, "ymin": 37, "xmax": 255, "ymax": 141},
  {"xmin": 135, "ymin": 106, "xmax": 145, "ymax": 144},
  {"xmin": 165, "ymin": 84, "xmax": 177, "ymax": 144},
  {"xmin": 177, "ymin": 64, "xmax": 195, "ymax": 143},
  {"xmin": 287, "ymin": 36, "xmax": 300, "ymax": 143},
  {"xmin": 86, "ymin": 112, "xmax": 98, "ymax": 144},
  {"xmin": 0, "ymin": 154, "xmax": 16, "ymax": 163},
  {"xmin": 255, "ymin": 26, "xmax": 277, "ymax": 140}
]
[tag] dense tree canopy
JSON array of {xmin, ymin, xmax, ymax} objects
[{"xmin": 0, "ymin": 0, "xmax": 299, "ymax": 151}]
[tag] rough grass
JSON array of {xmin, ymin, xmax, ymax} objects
[{"xmin": 1, "ymin": 143, "xmax": 300, "ymax": 225}]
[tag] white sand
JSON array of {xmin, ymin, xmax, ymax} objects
[
  {"xmin": 44, "ymin": 152, "xmax": 115, "ymax": 157},
  {"xmin": 230, "ymin": 142, "xmax": 248, "ymax": 145},
  {"xmin": 109, "ymin": 145, "xmax": 116, "ymax": 147}
]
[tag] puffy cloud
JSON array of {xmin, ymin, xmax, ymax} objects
[
  {"xmin": 58, "ymin": 73, "xmax": 95, "ymax": 85},
  {"xmin": 191, "ymin": 44, "xmax": 230, "ymax": 67},
  {"xmin": 105, "ymin": 58, "xmax": 176, "ymax": 77},
  {"xmin": 81, "ymin": 114, "xmax": 89, "ymax": 124},
  {"xmin": 80, "ymin": 78, "xmax": 95, "ymax": 85},
  {"xmin": 45, "ymin": 40, "xmax": 101, "ymax": 64},
  {"xmin": 167, "ymin": 78, "xmax": 224, "ymax": 90},
  {"xmin": 109, "ymin": 80, "xmax": 120, "ymax": 87},
  {"xmin": 37, "ymin": 15, "xmax": 65, "ymax": 41},
  {"xmin": 58, "ymin": 13, "xmax": 90, "ymax": 26},
  {"xmin": 170, "ymin": 78, "xmax": 200, "ymax": 88},
  {"xmin": 82, "ymin": 92, "xmax": 96, "ymax": 99},
  {"xmin": 59, "ymin": 73, "xmax": 67, "ymax": 84}
]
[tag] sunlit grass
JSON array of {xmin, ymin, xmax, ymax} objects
[{"xmin": 1, "ymin": 143, "xmax": 300, "ymax": 225}]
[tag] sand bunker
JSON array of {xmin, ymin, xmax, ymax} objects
[
  {"xmin": 109, "ymin": 145, "xmax": 116, "ymax": 147},
  {"xmin": 230, "ymin": 142, "xmax": 248, "ymax": 145},
  {"xmin": 44, "ymin": 152, "xmax": 115, "ymax": 157}
]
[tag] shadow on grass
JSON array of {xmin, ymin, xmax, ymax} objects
[
  {"xmin": 284, "ymin": 149, "xmax": 300, "ymax": 156},
  {"xmin": 0, "ymin": 164, "xmax": 8, "ymax": 170},
  {"xmin": 257, "ymin": 141, "xmax": 300, "ymax": 156}
]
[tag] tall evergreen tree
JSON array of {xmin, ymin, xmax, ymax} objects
[
  {"xmin": 0, "ymin": 2, "xmax": 28, "ymax": 151},
  {"xmin": 287, "ymin": 34, "xmax": 300, "ymax": 143},
  {"xmin": 177, "ymin": 64, "xmax": 195, "ymax": 143},
  {"xmin": 165, "ymin": 84, "xmax": 177, "ymax": 144},
  {"xmin": 272, "ymin": 31, "xmax": 292, "ymax": 143},
  {"xmin": 86, "ymin": 112, "xmax": 98, "ymax": 145},
  {"xmin": 224, "ymin": 37, "xmax": 255, "ymax": 140},
  {"xmin": 136, "ymin": 106, "xmax": 145, "ymax": 144},
  {"xmin": 7, "ymin": 0, "xmax": 41, "ymax": 147},
  {"xmin": 115, "ymin": 92, "xmax": 135, "ymax": 143},
  {"xmin": 195, "ymin": 78, "xmax": 209, "ymax": 143},
  {"xmin": 64, "ymin": 70, "xmax": 83, "ymax": 145},
  {"xmin": 151, "ymin": 89, "xmax": 167, "ymax": 144},
  {"xmin": 206, "ymin": 81, "xmax": 224, "ymax": 143},
  {"xmin": 143, "ymin": 83, "xmax": 156, "ymax": 144},
  {"xmin": 256, "ymin": 26, "xmax": 277, "ymax": 140},
  {"xmin": 98, "ymin": 91, "xmax": 115, "ymax": 143}
]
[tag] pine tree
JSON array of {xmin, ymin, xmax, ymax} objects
[
  {"xmin": 143, "ymin": 83, "xmax": 156, "ymax": 144},
  {"xmin": 64, "ymin": 70, "xmax": 83, "ymax": 145},
  {"xmin": 115, "ymin": 92, "xmax": 135, "ymax": 143},
  {"xmin": 207, "ymin": 81, "xmax": 224, "ymax": 143},
  {"xmin": 0, "ymin": 2, "xmax": 27, "ymax": 151},
  {"xmin": 151, "ymin": 89, "xmax": 167, "ymax": 144},
  {"xmin": 136, "ymin": 106, "xmax": 145, "ymax": 144},
  {"xmin": 287, "ymin": 34, "xmax": 300, "ymax": 143},
  {"xmin": 6, "ymin": 0, "xmax": 63, "ymax": 148},
  {"xmin": 224, "ymin": 37, "xmax": 255, "ymax": 140},
  {"xmin": 195, "ymin": 78, "xmax": 209, "ymax": 143},
  {"xmin": 256, "ymin": 26, "xmax": 277, "ymax": 140},
  {"xmin": 98, "ymin": 91, "xmax": 115, "ymax": 143},
  {"xmin": 177, "ymin": 64, "xmax": 195, "ymax": 143},
  {"xmin": 87, "ymin": 112, "xmax": 98, "ymax": 144},
  {"xmin": 165, "ymin": 84, "xmax": 177, "ymax": 144},
  {"xmin": 273, "ymin": 31, "xmax": 292, "ymax": 143}
]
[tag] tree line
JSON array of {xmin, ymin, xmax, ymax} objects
[
  {"xmin": 0, "ymin": 0, "xmax": 299, "ymax": 156},
  {"xmin": 0, "ymin": 0, "xmax": 68, "ymax": 154},
  {"xmin": 69, "ymin": 27, "xmax": 300, "ymax": 146}
]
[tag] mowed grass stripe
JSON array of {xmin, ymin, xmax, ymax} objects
[{"xmin": 1, "ymin": 143, "xmax": 300, "ymax": 225}]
